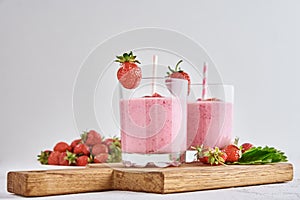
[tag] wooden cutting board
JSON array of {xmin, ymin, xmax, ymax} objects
[
  {"xmin": 7, "ymin": 162, "xmax": 293, "ymax": 197},
  {"xmin": 7, "ymin": 167, "xmax": 113, "ymax": 197}
]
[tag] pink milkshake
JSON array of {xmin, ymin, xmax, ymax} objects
[
  {"xmin": 119, "ymin": 77, "xmax": 188, "ymax": 167},
  {"xmin": 120, "ymin": 97, "xmax": 182, "ymax": 154},
  {"xmin": 187, "ymin": 100, "xmax": 233, "ymax": 149}
]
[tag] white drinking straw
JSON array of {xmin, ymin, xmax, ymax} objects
[
  {"xmin": 202, "ymin": 62, "xmax": 208, "ymax": 100},
  {"xmin": 152, "ymin": 55, "xmax": 158, "ymax": 94}
]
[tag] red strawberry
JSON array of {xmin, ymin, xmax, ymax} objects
[
  {"xmin": 200, "ymin": 153, "xmax": 228, "ymax": 165},
  {"xmin": 222, "ymin": 138, "xmax": 242, "ymax": 163},
  {"xmin": 167, "ymin": 60, "xmax": 191, "ymax": 94},
  {"xmin": 48, "ymin": 151, "xmax": 61, "ymax": 165},
  {"xmin": 103, "ymin": 138, "xmax": 114, "ymax": 147},
  {"xmin": 81, "ymin": 130, "xmax": 102, "ymax": 146},
  {"xmin": 59, "ymin": 151, "xmax": 77, "ymax": 166},
  {"xmin": 70, "ymin": 139, "xmax": 82, "ymax": 150},
  {"xmin": 73, "ymin": 143, "xmax": 90, "ymax": 155},
  {"xmin": 199, "ymin": 156, "xmax": 209, "ymax": 164},
  {"xmin": 115, "ymin": 51, "xmax": 142, "ymax": 89},
  {"xmin": 37, "ymin": 150, "xmax": 52, "ymax": 165},
  {"xmin": 58, "ymin": 152, "xmax": 69, "ymax": 166},
  {"xmin": 76, "ymin": 155, "xmax": 91, "ymax": 166},
  {"xmin": 220, "ymin": 152, "xmax": 228, "ymax": 164},
  {"xmin": 104, "ymin": 137, "xmax": 121, "ymax": 148},
  {"xmin": 223, "ymin": 144, "xmax": 241, "ymax": 163},
  {"xmin": 194, "ymin": 146, "xmax": 227, "ymax": 165},
  {"xmin": 53, "ymin": 142, "xmax": 72, "ymax": 153},
  {"xmin": 91, "ymin": 143, "xmax": 108, "ymax": 156},
  {"xmin": 105, "ymin": 137, "xmax": 122, "ymax": 163},
  {"xmin": 94, "ymin": 153, "xmax": 109, "ymax": 163},
  {"xmin": 241, "ymin": 143, "xmax": 254, "ymax": 153}
]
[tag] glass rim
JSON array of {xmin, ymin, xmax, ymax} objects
[
  {"xmin": 190, "ymin": 83, "xmax": 234, "ymax": 87},
  {"xmin": 140, "ymin": 76, "xmax": 188, "ymax": 82}
]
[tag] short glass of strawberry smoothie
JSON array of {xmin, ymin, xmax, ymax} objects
[
  {"xmin": 119, "ymin": 77, "xmax": 188, "ymax": 167},
  {"xmin": 186, "ymin": 84, "xmax": 234, "ymax": 162}
]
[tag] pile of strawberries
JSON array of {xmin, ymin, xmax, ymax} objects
[
  {"xmin": 194, "ymin": 138, "xmax": 253, "ymax": 165},
  {"xmin": 37, "ymin": 130, "xmax": 121, "ymax": 166}
]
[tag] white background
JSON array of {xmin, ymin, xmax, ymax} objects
[{"xmin": 0, "ymin": 0, "xmax": 299, "ymax": 184}]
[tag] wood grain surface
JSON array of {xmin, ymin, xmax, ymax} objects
[
  {"xmin": 113, "ymin": 163, "xmax": 293, "ymax": 193},
  {"xmin": 7, "ymin": 162, "xmax": 293, "ymax": 196},
  {"xmin": 7, "ymin": 167, "xmax": 113, "ymax": 197}
]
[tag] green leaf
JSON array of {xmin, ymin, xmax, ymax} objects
[
  {"xmin": 115, "ymin": 51, "xmax": 140, "ymax": 64},
  {"xmin": 234, "ymin": 146, "xmax": 288, "ymax": 165}
]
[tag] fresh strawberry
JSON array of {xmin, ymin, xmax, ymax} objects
[
  {"xmin": 220, "ymin": 152, "xmax": 228, "ymax": 163},
  {"xmin": 37, "ymin": 150, "xmax": 52, "ymax": 165},
  {"xmin": 194, "ymin": 145, "xmax": 227, "ymax": 165},
  {"xmin": 223, "ymin": 139, "xmax": 242, "ymax": 163},
  {"xmin": 241, "ymin": 143, "xmax": 254, "ymax": 153},
  {"xmin": 103, "ymin": 137, "xmax": 122, "ymax": 163},
  {"xmin": 104, "ymin": 137, "xmax": 121, "ymax": 148},
  {"xmin": 53, "ymin": 142, "xmax": 72, "ymax": 153},
  {"xmin": 167, "ymin": 60, "xmax": 191, "ymax": 94},
  {"xmin": 103, "ymin": 138, "xmax": 114, "ymax": 147},
  {"xmin": 199, "ymin": 156, "xmax": 209, "ymax": 164},
  {"xmin": 59, "ymin": 151, "xmax": 77, "ymax": 166},
  {"xmin": 48, "ymin": 151, "xmax": 61, "ymax": 165},
  {"xmin": 222, "ymin": 147, "xmax": 240, "ymax": 162},
  {"xmin": 81, "ymin": 130, "xmax": 102, "ymax": 146},
  {"xmin": 94, "ymin": 153, "xmax": 109, "ymax": 163},
  {"xmin": 91, "ymin": 143, "xmax": 108, "ymax": 155},
  {"xmin": 115, "ymin": 51, "xmax": 142, "ymax": 89},
  {"xmin": 73, "ymin": 143, "xmax": 90, "ymax": 155},
  {"xmin": 76, "ymin": 155, "xmax": 91, "ymax": 166},
  {"xmin": 70, "ymin": 139, "xmax": 82, "ymax": 150},
  {"xmin": 193, "ymin": 145, "xmax": 206, "ymax": 160},
  {"xmin": 58, "ymin": 152, "xmax": 69, "ymax": 166}
]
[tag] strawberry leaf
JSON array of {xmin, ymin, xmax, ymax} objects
[{"xmin": 233, "ymin": 146, "xmax": 288, "ymax": 165}]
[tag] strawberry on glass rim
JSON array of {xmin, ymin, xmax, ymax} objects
[
  {"xmin": 115, "ymin": 51, "xmax": 142, "ymax": 89},
  {"xmin": 167, "ymin": 60, "xmax": 191, "ymax": 94}
]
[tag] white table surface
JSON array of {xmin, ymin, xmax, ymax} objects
[{"xmin": 1, "ymin": 160, "xmax": 299, "ymax": 200}]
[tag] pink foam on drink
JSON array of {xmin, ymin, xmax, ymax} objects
[
  {"xmin": 120, "ymin": 97, "xmax": 181, "ymax": 154},
  {"xmin": 187, "ymin": 101, "xmax": 233, "ymax": 149}
]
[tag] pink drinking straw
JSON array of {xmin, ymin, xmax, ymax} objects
[
  {"xmin": 201, "ymin": 62, "xmax": 208, "ymax": 100},
  {"xmin": 152, "ymin": 55, "xmax": 158, "ymax": 94}
]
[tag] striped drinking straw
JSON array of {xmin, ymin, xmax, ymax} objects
[
  {"xmin": 202, "ymin": 62, "xmax": 208, "ymax": 100},
  {"xmin": 152, "ymin": 55, "xmax": 158, "ymax": 94}
]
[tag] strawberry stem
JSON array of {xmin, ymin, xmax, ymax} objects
[
  {"xmin": 234, "ymin": 137, "xmax": 239, "ymax": 146},
  {"xmin": 168, "ymin": 66, "xmax": 175, "ymax": 73},
  {"xmin": 175, "ymin": 60, "xmax": 183, "ymax": 71},
  {"xmin": 167, "ymin": 60, "xmax": 184, "ymax": 75}
]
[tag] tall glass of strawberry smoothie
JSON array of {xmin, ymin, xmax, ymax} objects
[
  {"xmin": 186, "ymin": 84, "xmax": 234, "ymax": 161},
  {"xmin": 119, "ymin": 77, "xmax": 188, "ymax": 167}
]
